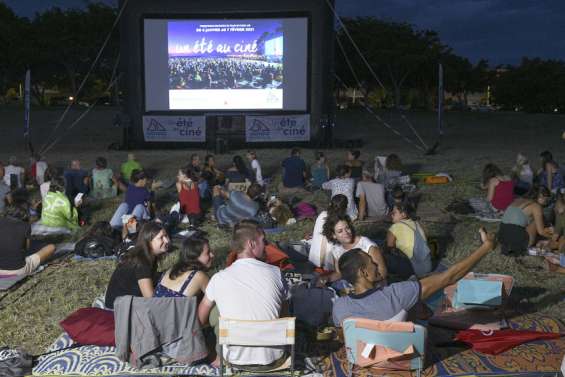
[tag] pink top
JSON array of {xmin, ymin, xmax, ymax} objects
[{"xmin": 491, "ymin": 180, "xmax": 514, "ymax": 211}]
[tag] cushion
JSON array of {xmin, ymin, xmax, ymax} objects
[
  {"xmin": 60, "ymin": 307, "xmax": 115, "ymax": 346},
  {"xmin": 455, "ymin": 279, "xmax": 503, "ymax": 308}
]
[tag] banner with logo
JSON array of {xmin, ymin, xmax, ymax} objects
[
  {"xmin": 142, "ymin": 115, "xmax": 206, "ymax": 142},
  {"xmin": 245, "ymin": 114, "xmax": 310, "ymax": 142}
]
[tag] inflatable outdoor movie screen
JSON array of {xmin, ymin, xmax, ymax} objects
[{"xmin": 144, "ymin": 17, "xmax": 309, "ymax": 111}]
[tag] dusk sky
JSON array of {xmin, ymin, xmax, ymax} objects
[{"xmin": 4, "ymin": 0, "xmax": 565, "ymax": 66}]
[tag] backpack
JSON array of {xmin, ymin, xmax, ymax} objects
[
  {"xmin": 74, "ymin": 236, "xmax": 115, "ymax": 258},
  {"xmin": 293, "ymin": 202, "xmax": 317, "ymax": 220}
]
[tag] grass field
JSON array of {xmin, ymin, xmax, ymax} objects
[{"xmin": 0, "ymin": 107, "xmax": 564, "ymax": 354}]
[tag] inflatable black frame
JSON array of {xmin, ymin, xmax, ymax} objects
[{"xmin": 118, "ymin": 0, "xmax": 335, "ymax": 148}]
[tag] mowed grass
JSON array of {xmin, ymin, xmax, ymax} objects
[{"xmin": 0, "ymin": 108, "xmax": 564, "ymax": 354}]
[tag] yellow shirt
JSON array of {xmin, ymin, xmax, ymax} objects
[{"xmin": 389, "ymin": 219, "xmax": 426, "ymax": 259}]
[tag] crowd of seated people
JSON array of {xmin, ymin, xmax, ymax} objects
[
  {"xmin": 3, "ymin": 147, "xmax": 565, "ymax": 372},
  {"xmin": 169, "ymin": 57, "xmax": 283, "ymax": 90}
]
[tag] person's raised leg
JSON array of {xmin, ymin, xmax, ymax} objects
[
  {"xmin": 131, "ymin": 204, "xmax": 150, "ymax": 220},
  {"xmin": 110, "ymin": 202, "xmax": 129, "ymax": 229}
]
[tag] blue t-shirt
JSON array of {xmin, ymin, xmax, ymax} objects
[
  {"xmin": 282, "ymin": 156, "xmax": 306, "ymax": 188},
  {"xmin": 64, "ymin": 169, "xmax": 89, "ymax": 198},
  {"xmin": 125, "ymin": 184, "xmax": 151, "ymax": 213}
]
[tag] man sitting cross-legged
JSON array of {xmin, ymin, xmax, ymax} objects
[
  {"xmin": 332, "ymin": 228, "xmax": 496, "ymax": 326},
  {"xmin": 198, "ymin": 221, "xmax": 289, "ymax": 369}
]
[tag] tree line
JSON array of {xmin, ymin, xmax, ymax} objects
[
  {"xmin": 0, "ymin": 2, "xmax": 118, "ymax": 106},
  {"xmin": 336, "ymin": 17, "xmax": 565, "ymax": 113},
  {"xmin": 0, "ymin": 4, "xmax": 563, "ymax": 113}
]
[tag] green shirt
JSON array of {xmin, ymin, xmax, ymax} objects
[
  {"xmin": 121, "ymin": 160, "xmax": 142, "ymax": 182},
  {"xmin": 92, "ymin": 168, "xmax": 117, "ymax": 199},
  {"xmin": 41, "ymin": 191, "xmax": 79, "ymax": 231}
]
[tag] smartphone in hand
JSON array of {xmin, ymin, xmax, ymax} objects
[{"xmin": 74, "ymin": 193, "xmax": 84, "ymax": 206}]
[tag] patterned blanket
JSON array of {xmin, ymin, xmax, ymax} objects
[
  {"xmin": 32, "ymin": 332, "xmax": 218, "ymax": 376},
  {"xmin": 31, "ymin": 309, "xmax": 330, "ymax": 377},
  {"xmin": 323, "ymin": 313, "xmax": 565, "ymax": 377}
]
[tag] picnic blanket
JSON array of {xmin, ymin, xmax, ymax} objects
[
  {"xmin": 323, "ymin": 313, "xmax": 565, "ymax": 377},
  {"xmin": 32, "ymin": 330, "xmax": 331, "ymax": 376},
  {"xmin": 32, "ymin": 296, "xmax": 330, "ymax": 376},
  {"xmin": 32, "ymin": 332, "xmax": 218, "ymax": 376},
  {"xmin": 446, "ymin": 198, "xmax": 502, "ymax": 223}
]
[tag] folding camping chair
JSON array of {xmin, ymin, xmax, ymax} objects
[
  {"xmin": 218, "ymin": 317, "xmax": 296, "ymax": 377},
  {"xmin": 342, "ymin": 318, "xmax": 426, "ymax": 377},
  {"xmin": 227, "ymin": 180, "xmax": 251, "ymax": 193}
]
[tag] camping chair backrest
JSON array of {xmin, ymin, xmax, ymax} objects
[
  {"xmin": 227, "ymin": 180, "xmax": 251, "ymax": 193},
  {"xmin": 219, "ymin": 317, "xmax": 295, "ymax": 346},
  {"xmin": 218, "ymin": 317, "xmax": 296, "ymax": 377},
  {"xmin": 343, "ymin": 318, "xmax": 426, "ymax": 374}
]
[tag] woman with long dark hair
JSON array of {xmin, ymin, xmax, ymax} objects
[
  {"xmin": 104, "ymin": 222, "xmax": 170, "ymax": 309},
  {"xmin": 322, "ymin": 214, "xmax": 387, "ymax": 281},
  {"xmin": 154, "ymin": 236, "xmax": 214, "ymax": 298},
  {"xmin": 225, "ymin": 155, "xmax": 252, "ymax": 184},
  {"xmin": 308, "ymin": 194, "xmax": 349, "ymax": 270}
]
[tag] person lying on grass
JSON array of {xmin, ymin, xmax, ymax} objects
[
  {"xmin": 212, "ymin": 182, "xmax": 263, "ymax": 227},
  {"xmin": 104, "ymin": 222, "xmax": 170, "ymax": 309},
  {"xmin": 0, "ymin": 203, "xmax": 55, "ymax": 277},
  {"xmin": 332, "ymin": 227, "xmax": 496, "ymax": 326}
]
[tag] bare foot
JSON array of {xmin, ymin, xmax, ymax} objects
[{"xmin": 211, "ymin": 356, "xmax": 221, "ymax": 368}]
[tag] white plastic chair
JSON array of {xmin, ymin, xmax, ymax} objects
[{"xmin": 218, "ymin": 317, "xmax": 296, "ymax": 377}]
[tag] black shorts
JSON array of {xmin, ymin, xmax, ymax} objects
[{"xmin": 498, "ymin": 223, "xmax": 529, "ymax": 256}]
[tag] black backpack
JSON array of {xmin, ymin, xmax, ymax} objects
[{"xmin": 74, "ymin": 236, "xmax": 115, "ymax": 258}]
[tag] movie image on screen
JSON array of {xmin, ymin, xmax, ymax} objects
[{"xmin": 168, "ymin": 19, "xmax": 284, "ymax": 110}]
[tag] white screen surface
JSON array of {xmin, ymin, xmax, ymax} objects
[{"xmin": 144, "ymin": 18, "xmax": 308, "ymax": 111}]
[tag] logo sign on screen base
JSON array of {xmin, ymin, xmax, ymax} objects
[
  {"xmin": 142, "ymin": 115, "xmax": 206, "ymax": 142},
  {"xmin": 245, "ymin": 115, "xmax": 310, "ymax": 142}
]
